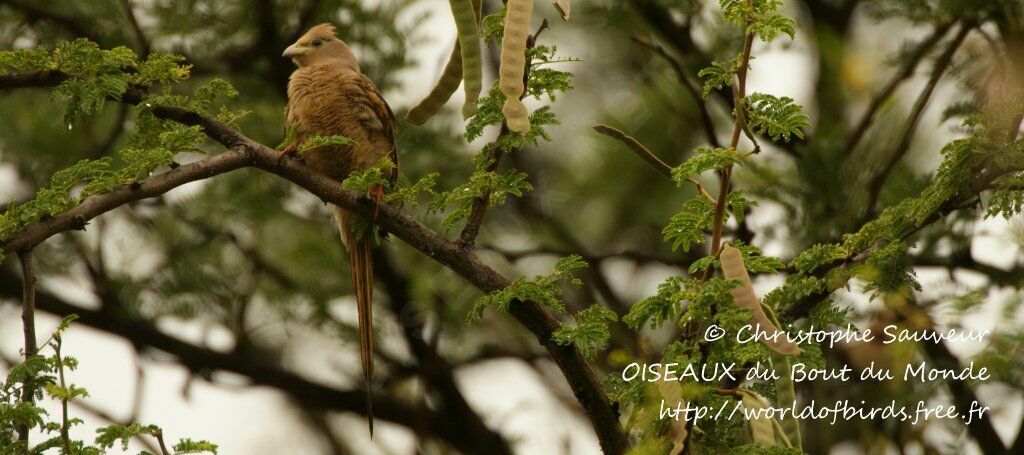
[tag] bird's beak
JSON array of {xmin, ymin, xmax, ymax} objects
[{"xmin": 282, "ymin": 44, "xmax": 308, "ymax": 58}]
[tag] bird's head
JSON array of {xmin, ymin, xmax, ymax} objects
[{"xmin": 282, "ymin": 23, "xmax": 360, "ymax": 72}]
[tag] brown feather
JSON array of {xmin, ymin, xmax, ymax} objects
[{"xmin": 285, "ymin": 23, "xmax": 397, "ymax": 436}]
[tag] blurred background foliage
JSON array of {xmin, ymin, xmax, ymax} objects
[{"xmin": 1, "ymin": 0, "xmax": 1023, "ymax": 454}]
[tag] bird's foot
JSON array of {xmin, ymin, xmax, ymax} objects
[
  {"xmin": 372, "ymin": 184, "xmax": 384, "ymax": 219},
  {"xmin": 278, "ymin": 143, "xmax": 298, "ymax": 160}
]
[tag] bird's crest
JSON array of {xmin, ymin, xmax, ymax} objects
[{"xmin": 306, "ymin": 23, "xmax": 337, "ymax": 40}]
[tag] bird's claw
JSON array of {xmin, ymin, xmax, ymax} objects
[
  {"xmin": 372, "ymin": 184, "xmax": 384, "ymax": 220},
  {"xmin": 278, "ymin": 144, "xmax": 298, "ymax": 160}
]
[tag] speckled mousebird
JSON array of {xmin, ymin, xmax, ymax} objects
[{"xmin": 281, "ymin": 23, "xmax": 397, "ymax": 435}]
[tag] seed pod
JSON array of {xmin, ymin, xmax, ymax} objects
[
  {"xmin": 553, "ymin": 0, "xmax": 570, "ymax": 21},
  {"xmin": 720, "ymin": 244, "xmax": 802, "ymax": 355},
  {"xmin": 657, "ymin": 380, "xmax": 688, "ymax": 455},
  {"xmin": 405, "ymin": 42, "xmax": 463, "ymax": 125},
  {"xmin": 500, "ymin": 0, "xmax": 533, "ymax": 134},
  {"xmin": 772, "ymin": 353, "xmax": 803, "ymax": 450},
  {"xmin": 738, "ymin": 390, "xmax": 776, "ymax": 446},
  {"xmin": 406, "ymin": 0, "xmax": 481, "ymax": 125},
  {"xmin": 449, "ymin": 0, "xmax": 483, "ymax": 119}
]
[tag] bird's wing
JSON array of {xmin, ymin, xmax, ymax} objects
[{"xmin": 352, "ymin": 74, "xmax": 399, "ymax": 185}]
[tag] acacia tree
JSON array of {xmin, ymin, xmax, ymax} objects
[{"xmin": 0, "ymin": 0, "xmax": 1022, "ymax": 454}]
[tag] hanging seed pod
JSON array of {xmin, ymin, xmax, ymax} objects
[
  {"xmin": 449, "ymin": 0, "xmax": 483, "ymax": 119},
  {"xmin": 499, "ymin": 0, "xmax": 533, "ymax": 134},
  {"xmin": 553, "ymin": 0, "xmax": 570, "ymax": 21},
  {"xmin": 658, "ymin": 380, "xmax": 688, "ymax": 455},
  {"xmin": 720, "ymin": 244, "xmax": 802, "ymax": 355},
  {"xmin": 738, "ymin": 390, "xmax": 777, "ymax": 446},
  {"xmin": 405, "ymin": 43, "xmax": 464, "ymax": 125},
  {"xmin": 772, "ymin": 353, "xmax": 803, "ymax": 450},
  {"xmin": 405, "ymin": 0, "xmax": 482, "ymax": 124}
]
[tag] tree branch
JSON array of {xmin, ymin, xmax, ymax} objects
[
  {"xmin": 16, "ymin": 250, "xmax": 37, "ymax": 444},
  {"xmin": 0, "ymin": 71, "xmax": 627, "ymax": 454},
  {"xmin": 861, "ymin": 24, "xmax": 972, "ymax": 221},
  {"xmin": 456, "ymin": 20, "xmax": 550, "ymax": 250},
  {"xmin": 0, "ymin": 0, "xmax": 103, "ymax": 44},
  {"xmin": 375, "ymin": 251, "xmax": 514, "ymax": 455},
  {"xmin": 630, "ymin": 35, "xmax": 722, "ymax": 149},
  {"xmin": 845, "ymin": 21, "xmax": 954, "ymax": 152},
  {"xmin": 117, "ymin": 0, "xmax": 151, "ymax": 57},
  {"xmin": 592, "ymin": 124, "xmax": 673, "ymax": 178},
  {"xmin": 0, "ymin": 268, "xmax": 500, "ymax": 454}
]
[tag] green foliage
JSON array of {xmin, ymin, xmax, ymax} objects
[
  {"xmin": 985, "ymin": 171, "xmax": 1024, "ymax": 218},
  {"xmin": 624, "ymin": 276, "xmax": 686, "ymax": 330},
  {"xmin": 430, "ymin": 154, "xmax": 533, "ymax": 231},
  {"xmin": 855, "ymin": 241, "xmax": 921, "ymax": 298},
  {"xmin": 2, "ymin": 318, "xmax": 216, "ymax": 454},
  {"xmin": 173, "ymin": 438, "xmax": 219, "ymax": 454},
  {"xmin": 662, "ymin": 197, "xmax": 714, "ymax": 252},
  {"xmin": 467, "ymin": 255, "xmax": 587, "ymax": 323},
  {"xmin": 743, "ymin": 93, "xmax": 809, "ymax": 142},
  {"xmin": 0, "ymin": 123, "xmax": 205, "ymax": 251},
  {"xmin": 298, "ymin": 134, "xmax": 359, "ymax": 153},
  {"xmin": 698, "ymin": 56, "xmax": 739, "ymax": 99},
  {"xmin": 553, "ymin": 305, "xmax": 619, "ymax": 359},
  {"xmin": 730, "ymin": 444, "xmax": 804, "ymax": 455},
  {"xmin": 341, "ymin": 158, "xmax": 393, "ymax": 193},
  {"xmin": 95, "ymin": 423, "xmax": 160, "ymax": 450},
  {"xmin": 0, "ymin": 43, "xmax": 239, "ymax": 264},
  {"xmin": 481, "ymin": 5, "xmax": 507, "ymax": 44},
  {"xmin": 727, "ymin": 190, "xmax": 757, "ymax": 223},
  {"xmin": 672, "ymin": 147, "xmax": 743, "ymax": 182},
  {"xmin": 720, "ymin": 0, "xmax": 796, "ymax": 41},
  {"xmin": 688, "ymin": 242, "xmax": 783, "ymax": 275},
  {"xmin": 386, "ymin": 173, "xmax": 439, "ymax": 206},
  {"xmin": 789, "ymin": 243, "xmax": 849, "ymax": 274}
]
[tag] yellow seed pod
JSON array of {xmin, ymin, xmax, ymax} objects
[
  {"xmin": 499, "ymin": 0, "xmax": 533, "ymax": 134},
  {"xmin": 738, "ymin": 390, "xmax": 779, "ymax": 446},
  {"xmin": 450, "ymin": 0, "xmax": 483, "ymax": 119},
  {"xmin": 553, "ymin": 0, "xmax": 570, "ymax": 21},
  {"xmin": 720, "ymin": 244, "xmax": 803, "ymax": 356}
]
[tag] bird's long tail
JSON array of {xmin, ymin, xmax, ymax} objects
[{"xmin": 332, "ymin": 205, "xmax": 375, "ymax": 436}]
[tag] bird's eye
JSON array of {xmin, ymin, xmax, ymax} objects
[{"xmin": 311, "ymin": 39, "xmax": 323, "ymax": 47}]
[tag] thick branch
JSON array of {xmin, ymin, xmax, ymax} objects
[
  {"xmin": 0, "ymin": 71, "xmax": 627, "ymax": 454},
  {"xmin": 16, "ymin": 250, "xmax": 37, "ymax": 444},
  {"xmin": 0, "ymin": 0, "xmax": 103, "ymax": 44},
  {"xmin": 0, "ymin": 269, "xmax": 496, "ymax": 454},
  {"xmin": 376, "ymin": 251, "xmax": 514, "ymax": 455}
]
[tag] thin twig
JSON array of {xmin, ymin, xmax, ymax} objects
[
  {"xmin": 592, "ymin": 124, "xmax": 673, "ymax": 178},
  {"xmin": 117, "ymin": 0, "xmax": 150, "ymax": 57},
  {"xmin": 0, "ymin": 70, "xmax": 629, "ymax": 454},
  {"xmin": 54, "ymin": 334, "xmax": 72, "ymax": 454},
  {"xmin": 587, "ymin": 129, "xmax": 715, "ymax": 201},
  {"xmin": 152, "ymin": 428, "xmax": 171, "ymax": 455},
  {"xmin": 861, "ymin": 24, "xmax": 972, "ymax": 222},
  {"xmin": 704, "ymin": 11, "xmax": 756, "ymax": 282},
  {"xmin": 457, "ymin": 19, "xmax": 549, "ymax": 250},
  {"xmin": 631, "ymin": 34, "xmax": 722, "ymax": 148},
  {"xmin": 16, "ymin": 250, "xmax": 37, "ymax": 444},
  {"xmin": 845, "ymin": 21, "xmax": 954, "ymax": 152}
]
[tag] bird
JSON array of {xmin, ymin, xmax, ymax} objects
[{"xmin": 281, "ymin": 23, "xmax": 398, "ymax": 436}]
